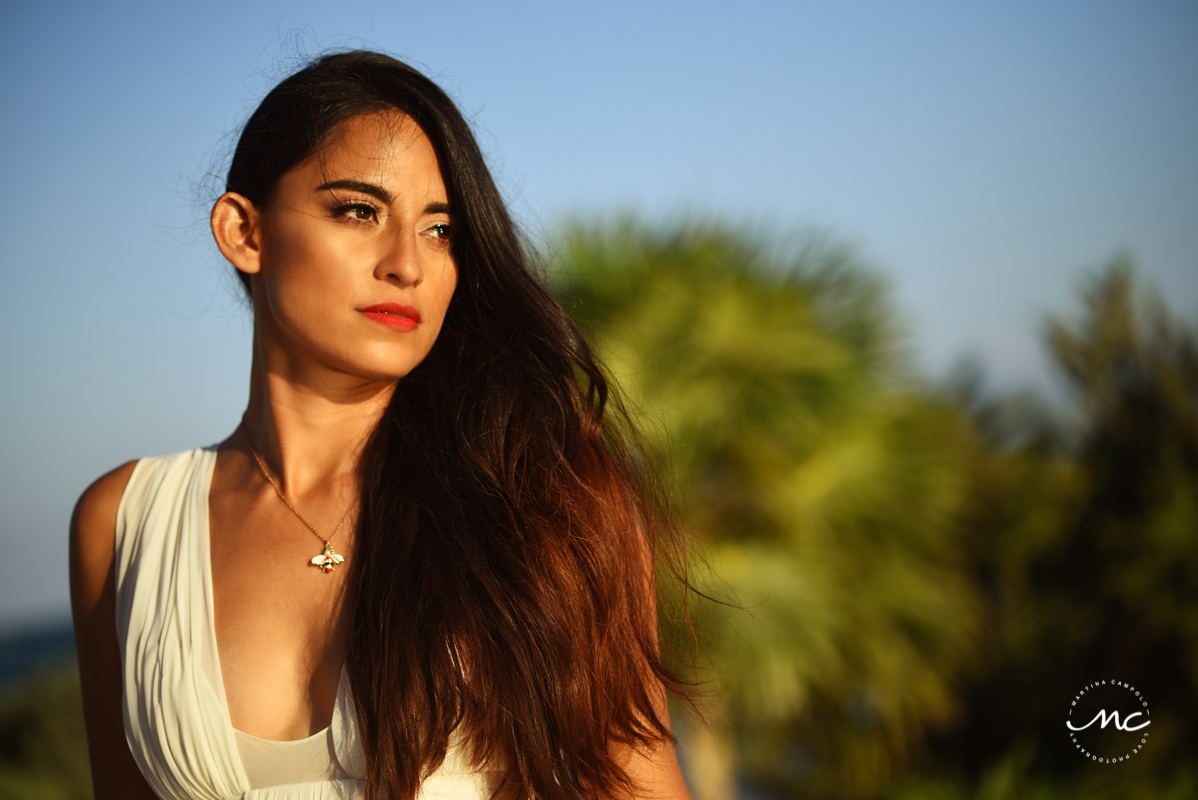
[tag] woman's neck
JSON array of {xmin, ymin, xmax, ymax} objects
[{"xmin": 237, "ymin": 346, "xmax": 395, "ymax": 502}]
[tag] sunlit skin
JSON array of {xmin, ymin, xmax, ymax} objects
[
  {"xmin": 69, "ymin": 112, "xmax": 459, "ymax": 796},
  {"xmin": 202, "ymin": 111, "xmax": 460, "ymax": 744},
  {"xmin": 246, "ymin": 112, "xmax": 458, "ymax": 386},
  {"xmin": 69, "ymin": 110, "xmax": 690, "ymax": 798}
]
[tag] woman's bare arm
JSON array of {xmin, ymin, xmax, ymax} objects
[
  {"xmin": 69, "ymin": 462, "xmax": 160, "ymax": 800},
  {"xmin": 615, "ymin": 517, "xmax": 694, "ymax": 800},
  {"xmin": 617, "ymin": 687, "xmax": 694, "ymax": 800}
]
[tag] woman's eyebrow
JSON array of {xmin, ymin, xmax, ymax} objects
[
  {"xmin": 315, "ymin": 179, "xmax": 393, "ymax": 204},
  {"xmin": 425, "ymin": 202, "xmax": 451, "ymax": 215}
]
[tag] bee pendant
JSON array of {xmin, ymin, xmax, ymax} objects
[{"xmin": 310, "ymin": 541, "xmax": 345, "ymax": 574}]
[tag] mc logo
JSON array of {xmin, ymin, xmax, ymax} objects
[
  {"xmin": 1066, "ymin": 680, "xmax": 1151, "ymax": 764},
  {"xmin": 1066, "ymin": 708, "xmax": 1150, "ymax": 733}
]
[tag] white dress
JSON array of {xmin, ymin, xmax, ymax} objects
[{"xmin": 114, "ymin": 447, "xmax": 501, "ymax": 800}]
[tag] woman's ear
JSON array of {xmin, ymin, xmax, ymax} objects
[{"xmin": 210, "ymin": 192, "xmax": 263, "ymax": 276}]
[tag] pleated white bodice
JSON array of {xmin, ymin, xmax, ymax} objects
[{"xmin": 114, "ymin": 447, "xmax": 501, "ymax": 800}]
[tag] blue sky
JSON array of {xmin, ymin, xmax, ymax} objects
[{"xmin": 1, "ymin": 0, "xmax": 1195, "ymax": 625}]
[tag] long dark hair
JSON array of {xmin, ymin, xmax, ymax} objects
[{"xmin": 226, "ymin": 51, "xmax": 689, "ymax": 800}]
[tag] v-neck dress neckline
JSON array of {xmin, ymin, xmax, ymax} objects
[
  {"xmin": 198, "ymin": 447, "xmax": 352, "ymax": 787},
  {"xmin": 113, "ymin": 447, "xmax": 499, "ymax": 799},
  {"xmin": 113, "ymin": 447, "xmax": 368, "ymax": 798}
]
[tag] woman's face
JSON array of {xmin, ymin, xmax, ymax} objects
[{"xmin": 248, "ymin": 111, "xmax": 458, "ymax": 382}]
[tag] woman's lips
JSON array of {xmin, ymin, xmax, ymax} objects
[{"xmin": 360, "ymin": 303, "xmax": 421, "ymax": 332}]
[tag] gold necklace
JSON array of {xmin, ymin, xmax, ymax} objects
[{"xmin": 244, "ymin": 432, "xmax": 354, "ymax": 574}]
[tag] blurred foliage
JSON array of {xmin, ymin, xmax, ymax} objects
[
  {"xmin": 555, "ymin": 220, "xmax": 985, "ymax": 797},
  {"xmin": 6, "ymin": 226, "xmax": 1193, "ymax": 800},
  {"xmin": 553, "ymin": 223, "xmax": 1197, "ymax": 799},
  {"xmin": 910, "ymin": 257, "xmax": 1198, "ymax": 799},
  {"xmin": 0, "ymin": 661, "xmax": 91, "ymax": 800}
]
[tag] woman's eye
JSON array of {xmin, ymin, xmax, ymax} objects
[
  {"xmin": 334, "ymin": 203, "xmax": 379, "ymax": 223},
  {"xmin": 428, "ymin": 223, "xmax": 452, "ymax": 241}
]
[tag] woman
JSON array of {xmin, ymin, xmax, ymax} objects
[{"xmin": 70, "ymin": 51, "xmax": 692, "ymax": 800}]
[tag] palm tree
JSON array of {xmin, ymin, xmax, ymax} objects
[{"xmin": 553, "ymin": 219, "xmax": 985, "ymax": 798}]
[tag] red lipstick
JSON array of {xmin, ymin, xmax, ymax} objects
[{"xmin": 360, "ymin": 303, "xmax": 421, "ymax": 332}]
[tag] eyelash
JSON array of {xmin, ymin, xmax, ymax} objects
[{"xmin": 331, "ymin": 202, "xmax": 380, "ymax": 224}]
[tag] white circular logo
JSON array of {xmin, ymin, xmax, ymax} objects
[{"xmin": 1066, "ymin": 679, "xmax": 1150, "ymax": 764}]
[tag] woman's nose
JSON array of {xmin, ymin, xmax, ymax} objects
[{"xmin": 373, "ymin": 229, "xmax": 423, "ymax": 287}]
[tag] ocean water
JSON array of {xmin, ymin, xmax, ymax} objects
[{"xmin": 0, "ymin": 618, "xmax": 76, "ymax": 685}]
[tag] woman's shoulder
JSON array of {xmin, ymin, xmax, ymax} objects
[
  {"xmin": 69, "ymin": 460, "xmax": 141, "ymax": 626},
  {"xmin": 74, "ymin": 447, "xmax": 208, "ymax": 517},
  {"xmin": 70, "ymin": 448, "xmax": 214, "ymax": 568},
  {"xmin": 71, "ymin": 461, "xmax": 140, "ymax": 555},
  {"xmin": 70, "ymin": 447, "xmax": 216, "ymax": 622}
]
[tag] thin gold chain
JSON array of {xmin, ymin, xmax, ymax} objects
[{"xmin": 243, "ymin": 430, "xmax": 355, "ymax": 547}]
